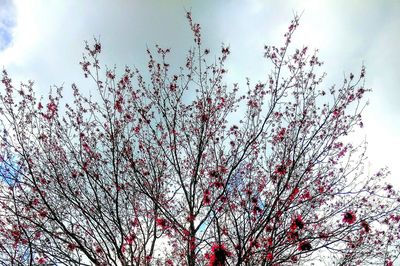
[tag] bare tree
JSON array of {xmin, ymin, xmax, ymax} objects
[{"xmin": 0, "ymin": 13, "xmax": 399, "ymax": 266}]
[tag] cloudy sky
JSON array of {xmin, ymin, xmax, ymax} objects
[{"xmin": 0, "ymin": 0, "xmax": 399, "ymax": 187}]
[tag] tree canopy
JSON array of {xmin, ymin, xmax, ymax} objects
[{"xmin": 0, "ymin": 13, "xmax": 399, "ymax": 266}]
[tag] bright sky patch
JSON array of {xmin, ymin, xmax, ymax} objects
[{"xmin": 0, "ymin": 0, "xmax": 16, "ymax": 51}]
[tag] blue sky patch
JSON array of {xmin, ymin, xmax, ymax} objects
[
  {"xmin": 0, "ymin": 27, "xmax": 12, "ymax": 50},
  {"xmin": 0, "ymin": 0, "xmax": 16, "ymax": 51}
]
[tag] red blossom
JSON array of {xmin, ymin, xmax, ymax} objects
[
  {"xmin": 289, "ymin": 187, "xmax": 300, "ymax": 201},
  {"xmin": 156, "ymin": 218, "xmax": 169, "ymax": 229},
  {"xmin": 10, "ymin": 229, "xmax": 21, "ymax": 240},
  {"xmin": 251, "ymin": 196, "xmax": 258, "ymax": 204},
  {"xmin": 213, "ymin": 181, "xmax": 224, "ymax": 189},
  {"xmin": 82, "ymin": 143, "xmax": 91, "ymax": 154},
  {"xmin": 145, "ymin": 255, "xmax": 152, "ymax": 262},
  {"xmin": 169, "ymin": 83, "xmax": 177, "ymax": 91},
  {"xmin": 319, "ymin": 232, "xmax": 329, "ymax": 239},
  {"xmin": 115, "ymin": 97, "xmax": 123, "ymax": 113},
  {"xmin": 301, "ymin": 190, "xmax": 312, "ymax": 201},
  {"xmin": 39, "ymin": 210, "xmax": 48, "ymax": 218},
  {"xmin": 203, "ymin": 196, "xmax": 211, "ymax": 205},
  {"xmin": 47, "ymin": 102, "xmax": 57, "ymax": 113},
  {"xmin": 208, "ymin": 243, "xmax": 232, "ymax": 266},
  {"xmin": 95, "ymin": 246, "xmax": 102, "ymax": 253},
  {"xmin": 386, "ymin": 260, "xmax": 393, "ymax": 266},
  {"xmin": 274, "ymin": 164, "xmax": 287, "ymax": 176},
  {"xmin": 249, "ymin": 239, "xmax": 260, "ymax": 249},
  {"xmin": 34, "ymin": 231, "xmax": 41, "ymax": 239},
  {"xmin": 274, "ymin": 127, "xmax": 286, "ymax": 143},
  {"xmin": 220, "ymin": 195, "xmax": 227, "ymax": 203},
  {"xmin": 333, "ymin": 109, "xmax": 340, "ymax": 118},
  {"xmin": 67, "ymin": 243, "xmax": 77, "ymax": 251},
  {"xmin": 37, "ymin": 257, "xmax": 46, "ymax": 264},
  {"xmin": 291, "ymin": 215, "xmax": 304, "ymax": 231},
  {"xmin": 43, "ymin": 101, "xmax": 58, "ymax": 119},
  {"xmin": 252, "ymin": 206, "xmax": 262, "ymax": 215},
  {"xmin": 125, "ymin": 235, "xmax": 135, "ymax": 244},
  {"xmin": 247, "ymin": 99, "xmax": 258, "ymax": 108},
  {"xmin": 106, "ymin": 71, "xmax": 115, "ymax": 79},
  {"xmin": 361, "ymin": 220, "xmax": 370, "ymax": 233},
  {"xmin": 287, "ymin": 230, "xmax": 299, "ymax": 242},
  {"xmin": 298, "ymin": 241, "xmax": 312, "ymax": 251},
  {"xmin": 32, "ymin": 198, "xmax": 40, "ymax": 205},
  {"xmin": 94, "ymin": 43, "xmax": 101, "ymax": 54},
  {"xmin": 186, "ymin": 214, "xmax": 195, "ymax": 222},
  {"xmin": 356, "ymin": 88, "xmax": 365, "ymax": 99},
  {"xmin": 182, "ymin": 229, "xmax": 190, "ymax": 237},
  {"xmin": 343, "ymin": 211, "xmax": 356, "ymax": 224},
  {"xmin": 209, "ymin": 170, "xmax": 220, "ymax": 178}
]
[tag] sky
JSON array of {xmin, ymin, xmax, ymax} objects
[{"xmin": 0, "ymin": 0, "xmax": 399, "ymax": 188}]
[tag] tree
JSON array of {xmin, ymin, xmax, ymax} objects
[{"xmin": 0, "ymin": 13, "xmax": 399, "ymax": 266}]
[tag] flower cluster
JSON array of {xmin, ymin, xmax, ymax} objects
[
  {"xmin": 203, "ymin": 189, "xmax": 211, "ymax": 205},
  {"xmin": 156, "ymin": 218, "xmax": 169, "ymax": 230},
  {"xmin": 290, "ymin": 215, "xmax": 305, "ymax": 231},
  {"xmin": 206, "ymin": 243, "xmax": 232, "ymax": 266},
  {"xmin": 298, "ymin": 241, "xmax": 312, "ymax": 251}
]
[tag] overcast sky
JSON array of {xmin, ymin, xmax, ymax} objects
[{"xmin": 0, "ymin": 0, "xmax": 399, "ymax": 187}]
